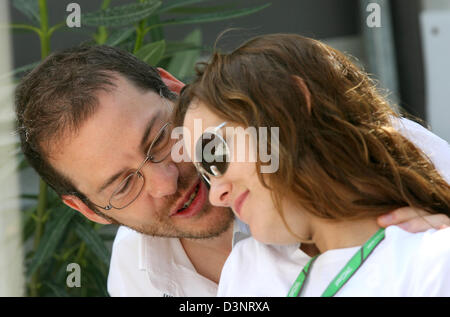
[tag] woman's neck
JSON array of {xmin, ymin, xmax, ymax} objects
[{"xmin": 309, "ymin": 217, "xmax": 381, "ymax": 254}]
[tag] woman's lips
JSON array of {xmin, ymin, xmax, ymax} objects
[{"xmin": 233, "ymin": 190, "xmax": 250, "ymax": 217}]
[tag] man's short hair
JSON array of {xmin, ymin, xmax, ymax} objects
[{"xmin": 15, "ymin": 44, "xmax": 176, "ymax": 204}]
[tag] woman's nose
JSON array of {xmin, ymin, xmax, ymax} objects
[{"xmin": 208, "ymin": 178, "xmax": 232, "ymax": 207}]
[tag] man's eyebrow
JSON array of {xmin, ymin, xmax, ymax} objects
[
  {"xmin": 96, "ymin": 111, "xmax": 162, "ymax": 195},
  {"xmin": 97, "ymin": 167, "xmax": 129, "ymax": 195},
  {"xmin": 140, "ymin": 111, "xmax": 162, "ymax": 153}
]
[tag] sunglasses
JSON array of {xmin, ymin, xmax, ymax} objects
[{"xmin": 194, "ymin": 122, "xmax": 230, "ymax": 184}]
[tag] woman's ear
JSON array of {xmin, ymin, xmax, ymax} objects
[
  {"xmin": 62, "ymin": 195, "xmax": 112, "ymax": 225},
  {"xmin": 158, "ymin": 68, "xmax": 185, "ymax": 95},
  {"xmin": 292, "ymin": 75, "xmax": 312, "ymax": 114}
]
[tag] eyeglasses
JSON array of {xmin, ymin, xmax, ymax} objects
[
  {"xmin": 82, "ymin": 94, "xmax": 174, "ymax": 211},
  {"xmin": 194, "ymin": 122, "xmax": 230, "ymax": 185},
  {"xmin": 95, "ymin": 121, "xmax": 172, "ymax": 210},
  {"xmin": 89, "ymin": 120, "xmax": 172, "ymax": 211}
]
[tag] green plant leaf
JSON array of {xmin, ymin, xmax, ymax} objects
[
  {"xmin": 154, "ymin": 3, "xmax": 271, "ymax": 28},
  {"xmin": 8, "ymin": 27, "xmax": 37, "ymax": 35},
  {"xmin": 156, "ymin": 0, "xmax": 214, "ymax": 14},
  {"xmin": 85, "ymin": 256, "xmax": 109, "ymax": 296},
  {"xmin": 54, "ymin": 261, "xmax": 73, "ymax": 287},
  {"xmin": 73, "ymin": 217, "xmax": 111, "ymax": 266},
  {"xmin": 135, "ymin": 40, "xmax": 166, "ymax": 66},
  {"xmin": 147, "ymin": 14, "xmax": 164, "ymax": 42},
  {"xmin": 119, "ymin": 36, "xmax": 137, "ymax": 53},
  {"xmin": 12, "ymin": 0, "xmax": 40, "ymax": 24},
  {"xmin": 83, "ymin": 0, "xmax": 162, "ymax": 27},
  {"xmin": 98, "ymin": 231, "xmax": 118, "ymax": 241},
  {"xmin": 167, "ymin": 4, "xmax": 237, "ymax": 15},
  {"xmin": 22, "ymin": 205, "xmax": 37, "ymax": 242},
  {"xmin": 27, "ymin": 206, "xmax": 75, "ymax": 278},
  {"xmin": 105, "ymin": 27, "xmax": 135, "ymax": 46},
  {"xmin": 44, "ymin": 282, "xmax": 70, "ymax": 297},
  {"xmin": 20, "ymin": 193, "xmax": 38, "ymax": 200},
  {"xmin": 167, "ymin": 29, "xmax": 202, "ymax": 80},
  {"xmin": 164, "ymin": 41, "xmax": 205, "ymax": 57},
  {"xmin": 60, "ymin": 243, "xmax": 83, "ymax": 262},
  {"xmin": 47, "ymin": 188, "xmax": 63, "ymax": 208}
]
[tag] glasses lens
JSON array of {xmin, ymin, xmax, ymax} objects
[
  {"xmin": 110, "ymin": 172, "xmax": 144, "ymax": 209},
  {"xmin": 196, "ymin": 132, "xmax": 229, "ymax": 177},
  {"xmin": 149, "ymin": 123, "xmax": 172, "ymax": 163}
]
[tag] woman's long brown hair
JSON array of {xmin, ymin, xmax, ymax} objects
[{"xmin": 174, "ymin": 33, "xmax": 450, "ymax": 227}]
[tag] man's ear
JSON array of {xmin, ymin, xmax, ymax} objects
[
  {"xmin": 292, "ymin": 75, "xmax": 312, "ymax": 114},
  {"xmin": 158, "ymin": 67, "xmax": 185, "ymax": 95},
  {"xmin": 62, "ymin": 195, "xmax": 112, "ymax": 225}
]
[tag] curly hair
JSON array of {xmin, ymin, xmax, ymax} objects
[{"xmin": 174, "ymin": 33, "xmax": 450, "ymax": 228}]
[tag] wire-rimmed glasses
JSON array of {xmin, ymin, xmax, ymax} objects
[{"xmin": 89, "ymin": 120, "xmax": 173, "ymax": 211}]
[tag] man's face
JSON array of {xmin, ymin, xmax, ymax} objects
[{"xmin": 50, "ymin": 74, "xmax": 234, "ymax": 238}]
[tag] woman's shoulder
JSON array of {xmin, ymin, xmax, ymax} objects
[
  {"xmin": 383, "ymin": 225, "xmax": 450, "ymax": 259},
  {"xmin": 226, "ymin": 236, "xmax": 279, "ymax": 269},
  {"xmin": 218, "ymin": 237, "xmax": 307, "ymax": 296},
  {"xmin": 217, "ymin": 237, "xmax": 265, "ymax": 296},
  {"xmin": 383, "ymin": 225, "xmax": 450, "ymax": 296},
  {"xmin": 230, "ymin": 236, "xmax": 303, "ymax": 262},
  {"xmin": 385, "ymin": 224, "xmax": 450, "ymax": 249},
  {"xmin": 393, "ymin": 117, "xmax": 450, "ymax": 183}
]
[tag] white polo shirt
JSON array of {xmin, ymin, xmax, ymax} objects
[{"xmin": 107, "ymin": 220, "xmax": 250, "ymax": 297}]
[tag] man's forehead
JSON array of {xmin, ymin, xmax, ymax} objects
[
  {"xmin": 93, "ymin": 73, "xmax": 171, "ymax": 123},
  {"xmin": 96, "ymin": 74, "xmax": 158, "ymax": 107}
]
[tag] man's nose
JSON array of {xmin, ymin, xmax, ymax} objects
[
  {"xmin": 142, "ymin": 160, "xmax": 179, "ymax": 198},
  {"xmin": 208, "ymin": 178, "xmax": 232, "ymax": 207}
]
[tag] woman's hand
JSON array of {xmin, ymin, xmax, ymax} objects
[{"xmin": 377, "ymin": 207, "xmax": 450, "ymax": 232}]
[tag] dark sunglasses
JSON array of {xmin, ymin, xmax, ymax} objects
[{"xmin": 194, "ymin": 122, "xmax": 230, "ymax": 184}]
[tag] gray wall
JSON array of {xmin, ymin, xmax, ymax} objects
[{"xmin": 10, "ymin": 0, "xmax": 360, "ymax": 68}]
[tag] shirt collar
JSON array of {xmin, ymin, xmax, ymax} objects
[
  {"xmin": 232, "ymin": 218, "xmax": 251, "ymax": 247},
  {"xmin": 136, "ymin": 219, "xmax": 249, "ymax": 295},
  {"xmin": 138, "ymin": 218, "xmax": 250, "ymax": 272}
]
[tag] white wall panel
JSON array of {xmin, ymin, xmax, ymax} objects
[{"xmin": 420, "ymin": 10, "xmax": 450, "ymax": 142}]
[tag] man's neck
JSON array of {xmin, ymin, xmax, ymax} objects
[
  {"xmin": 180, "ymin": 225, "xmax": 233, "ymax": 284},
  {"xmin": 310, "ymin": 217, "xmax": 381, "ymax": 254}
]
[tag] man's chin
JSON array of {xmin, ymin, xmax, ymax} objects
[
  {"xmin": 175, "ymin": 207, "xmax": 235, "ymax": 239},
  {"xmin": 121, "ymin": 205, "xmax": 235, "ymax": 240}
]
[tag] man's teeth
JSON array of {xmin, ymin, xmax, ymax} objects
[{"xmin": 180, "ymin": 185, "xmax": 199, "ymax": 211}]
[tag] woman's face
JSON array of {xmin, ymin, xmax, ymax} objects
[{"xmin": 182, "ymin": 99, "xmax": 311, "ymax": 245}]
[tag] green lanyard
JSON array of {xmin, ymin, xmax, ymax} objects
[{"xmin": 287, "ymin": 228, "xmax": 386, "ymax": 297}]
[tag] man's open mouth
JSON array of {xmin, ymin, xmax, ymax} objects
[
  {"xmin": 177, "ymin": 182, "xmax": 200, "ymax": 213},
  {"xmin": 170, "ymin": 179, "xmax": 205, "ymax": 218}
]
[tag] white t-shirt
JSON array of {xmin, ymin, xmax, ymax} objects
[{"xmin": 217, "ymin": 226, "xmax": 450, "ymax": 297}]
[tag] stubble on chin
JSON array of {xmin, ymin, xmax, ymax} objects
[{"xmin": 131, "ymin": 202, "xmax": 235, "ymax": 239}]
